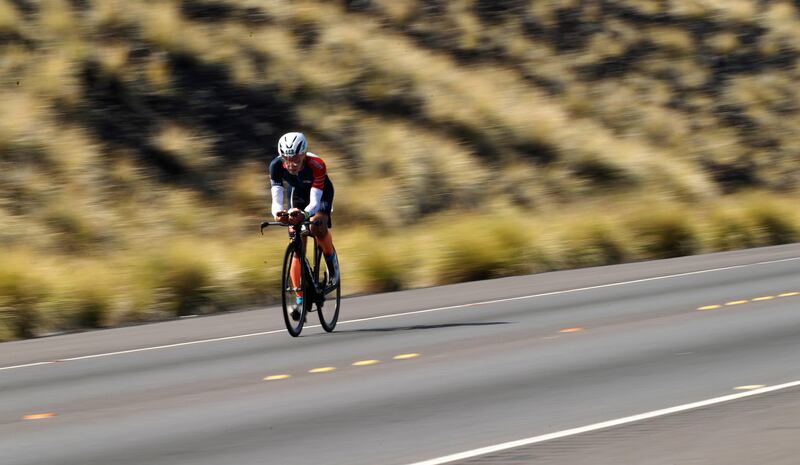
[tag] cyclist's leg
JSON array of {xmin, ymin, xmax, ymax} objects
[
  {"xmin": 310, "ymin": 224, "xmax": 338, "ymax": 286},
  {"xmin": 310, "ymin": 188, "xmax": 338, "ymax": 286},
  {"xmin": 289, "ymin": 188, "xmax": 307, "ymax": 302},
  {"xmin": 291, "ymin": 254, "xmax": 302, "ymax": 299},
  {"xmin": 310, "ymin": 184, "xmax": 335, "ymax": 253},
  {"xmin": 312, "ymin": 214, "xmax": 333, "ymax": 254}
]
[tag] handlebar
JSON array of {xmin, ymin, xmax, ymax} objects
[{"xmin": 260, "ymin": 219, "xmax": 320, "ymax": 235}]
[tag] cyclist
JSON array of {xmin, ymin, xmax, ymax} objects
[{"xmin": 269, "ymin": 132, "xmax": 339, "ymax": 314}]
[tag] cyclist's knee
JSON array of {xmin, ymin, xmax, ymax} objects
[{"xmin": 310, "ymin": 214, "xmax": 328, "ymax": 237}]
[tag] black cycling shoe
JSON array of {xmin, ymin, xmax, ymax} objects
[
  {"xmin": 290, "ymin": 302, "xmax": 302, "ymax": 321},
  {"xmin": 325, "ymin": 252, "xmax": 340, "ymax": 288}
]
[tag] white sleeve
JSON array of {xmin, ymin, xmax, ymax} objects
[
  {"xmin": 271, "ymin": 185, "xmax": 285, "ymax": 217},
  {"xmin": 305, "ymin": 187, "xmax": 323, "ymax": 216}
]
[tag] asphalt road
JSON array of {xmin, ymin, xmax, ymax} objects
[{"xmin": 2, "ymin": 244, "xmax": 800, "ymax": 465}]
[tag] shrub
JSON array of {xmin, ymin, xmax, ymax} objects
[
  {"xmin": 489, "ymin": 221, "xmax": 548, "ymax": 277},
  {"xmin": 226, "ymin": 162, "xmax": 267, "ymax": 216},
  {"xmin": 332, "ymin": 228, "xmax": 403, "ymax": 293},
  {"xmin": 558, "ymin": 218, "xmax": 631, "ymax": 268},
  {"xmin": 0, "ymin": 0, "xmax": 21, "ymax": 34},
  {"xmin": 53, "ymin": 264, "xmax": 116, "ymax": 329},
  {"xmin": 356, "ymin": 244, "xmax": 409, "ymax": 293},
  {"xmin": 134, "ymin": 241, "xmax": 220, "ymax": 317},
  {"xmin": 704, "ymin": 206, "xmax": 761, "ymax": 252},
  {"xmin": 42, "ymin": 202, "xmax": 102, "ymax": 254},
  {"xmin": 432, "ymin": 216, "xmax": 540, "ymax": 285},
  {"xmin": 0, "ymin": 252, "xmax": 51, "ymax": 339},
  {"xmin": 436, "ymin": 234, "xmax": 500, "ymax": 284},
  {"xmin": 627, "ymin": 207, "xmax": 700, "ymax": 259},
  {"xmin": 741, "ymin": 196, "xmax": 800, "ymax": 246},
  {"xmin": 228, "ymin": 236, "xmax": 284, "ymax": 307}
]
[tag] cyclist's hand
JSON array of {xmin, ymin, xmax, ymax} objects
[
  {"xmin": 275, "ymin": 210, "xmax": 289, "ymax": 224},
  {"xmin": 288, "ymin": 208, "xmax": 306, "ymax": 225}
]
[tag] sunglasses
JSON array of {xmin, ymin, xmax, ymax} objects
[{"xmin": 281, "ymin": 152, "xmax": 304, "ymax": 161}]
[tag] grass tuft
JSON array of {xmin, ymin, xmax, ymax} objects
[
  {"xmin": 227, "ymin": 236, "xmax": 283, "ymax": 307},
  {"xmin": 432, "ymin": 216, "xmax": 540, "ymax": 285},
  {"xmin": 627, "ymin": 206, "xmax": 700, "ymax": 259},
  {"xmin": 0, "ymin": 0, "xmax": 21, "ymax": 33},
  {"xmin": 0, "ymin": 252, "xmax": 51, "ymax": 340},
  {"xmin": 133, "ymin": 240, "xmax": 221, "ymax": 318},
  {"xmin": 558, "ymin": 218, "xmax": 631, "ymax": 268},
  {"xmin": 741, "ymin": 195, "xmax": 800, "ymax": 246},
  {"xmin": 52, "ymin": 264, "xmax": 117, "ymax": 329},
  {"xmin": 355, "ymin": 239, "xmax": 411, "ymax": 293},
  {"xmin": 704, "ymin": 206, "xmax": 761, "ymax": 252},
  {"xmin": 42, "ymin": 201, "xmax": 103, "ymax": 254}
]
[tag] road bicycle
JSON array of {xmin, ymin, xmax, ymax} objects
[{"xmin": 261, "ymin": 219, "xmax": 341, "ymax": 336}]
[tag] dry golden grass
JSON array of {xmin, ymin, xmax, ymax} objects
[
  {"xmin": 38, "ymin": 0, "xmax": 78, "ymax": 39},
  {"xmin": 226, "ymin": 161, "xmax": 268, "ymax": 215},
  {"xmin": 27, "ymin": 50, "xmax": 83, "ymax": 101},
  {"xmin": 715, "ymin": 0, "xmax": 759, "ymax": 22},
  {"xmin": 648, "ymin": 27, "xmax": 695, "ymax": 56},
  {"xmin": 622, "ymin": 0, "xmax": 667, "ymax": 16},
  {"xmin": 2, "ymin": 0, "xmax": 800, "ymax": 339},
  {"xmin": 0, "ymin": 0, "xmax": 20, "ymax": 33},
  {"xmin": 139, "ymin": 2, "xmax": 185, "ymax": 52},
  {"xmin": 667, "ymin": 0, "xmax": 714, "ymax": 18},
  {"xmin": 3, "ymin": 189, "xmax": 799, "ymax": 339},
  {"xmin": 155, "ymin": 124, "xmax": 216, "ymax": 170},
  {"xmin": 556, "ymin": 217, "xmax": 632, "ymax": 268},
  {"xmin": 375, "ymin": 0, "xmax": 417, "ymax": 23},
  {"xmin": 0, "ymin": 92, "xmax": 45, "ymax": 146},
  {"xmin": 94, "ymin": 44, "xmax": 130, "ymax": 75},
  {"xmin": 706, "ymin": 32, "xmax": 740, "ymax": 54}
]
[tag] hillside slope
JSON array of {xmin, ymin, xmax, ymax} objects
[{"xmin": 0, "ymin": 0, "xmax": 798, "ymax": 339}]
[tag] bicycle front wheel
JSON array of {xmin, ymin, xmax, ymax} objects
[
  {"xmin": 281, "ymin": 245, "xmax": 306, "ymax": 337},
  {"xmin": 317, "ymin": 252, "xmax": 341, "ymax": 332}
]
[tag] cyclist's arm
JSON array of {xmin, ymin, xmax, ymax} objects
[
  {"xmin": 268, "ymin": 157, "xmax": 286, "ymax": 218},
  {"xmin": 304, "ymin": 155, "xmax": 327, "ymax": 217},
  {"xmin": 270, "ymin": 185, "xmax": 285, "ymax": 218},
  {"xmin": 305, "ymin": 187, "xmax": 323, "ymax": 217}
]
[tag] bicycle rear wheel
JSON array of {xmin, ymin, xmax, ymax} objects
[
  {"xmin": 316, "ymin": 251, "xmax": 340, "ymax": 332},
  {"xmin": 281, "ymin": 245, "xmax": 306, "ymax": 337}
]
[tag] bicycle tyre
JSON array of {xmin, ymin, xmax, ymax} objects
[
  {"xmin": 281, "ymin": 245, "xmax": 306, "ymax": 337},
  {"xmin": 317, "ymin": 252, "xmax": 341, "ymax": 332}
]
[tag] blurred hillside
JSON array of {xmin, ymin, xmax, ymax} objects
[{"xmin": 1, "ymin": 0, "xmax": 799, "ymax": 339}]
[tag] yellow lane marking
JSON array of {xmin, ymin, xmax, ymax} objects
[
  {"xmin": 698, "ymin": 305, "xmax": 721, "ymax": 310},
  {"xmin": 393, "ymin": 353, "xmax": 420, "ymax": 360},
  {"xmin": 559, "ymin": 327, "xmax": 584, "ymax": 333},
  {"xmin": 23, "ymin": 413, "xmax": 56, "ymax": 420},
  {"xmin": 352, "ymin": 360, "xmax": 380, "ymax": 366},
  {"xmin": 734, "ymin": 385, "xmax": 766, "ymax": 391},
  {"xmin": 309, "ymin": 367, "xmax": 336, "ymax": 373},
  {"xmin": 700, "ymin": 291, "xmax": 798, "ymax": 310},
  {"xmin": 264, "ymin": 374, "xmax": 291, "ymax": 381}
]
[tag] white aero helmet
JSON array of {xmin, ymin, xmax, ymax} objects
[{"xmin": 277, "ymin": 132, "xmax": 308, "ymax": 159}]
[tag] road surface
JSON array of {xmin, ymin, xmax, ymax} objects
[{"xmin": 2, "ymin": 244, "xmax": 800, "ymax": 465}]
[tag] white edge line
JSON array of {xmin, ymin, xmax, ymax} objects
[
  {"xmin": 0, "ymin": 361, "xmax": 55, "ymax": 371},
  {"xmin": 58, "ymin": 329, "xmax": 288, "ymax": 361},
  {"xmin": 404, "ymin": 379, "xmax": 800, "ymax": 465},
  {"xmin": 0, "ymin": 329, "xmax": 287, "ymax": 370},
  {"xmin": 2, "ymin": 256, "xmax": 799, "ymax": 371},
  {"xmin": 338, "ymin": 255, "xmax": 800, "ymax": 324}
]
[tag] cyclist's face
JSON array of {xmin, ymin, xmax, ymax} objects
[{"xmin": 283, "ymin": 153, "xmax": 305, "ymax": 174}]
